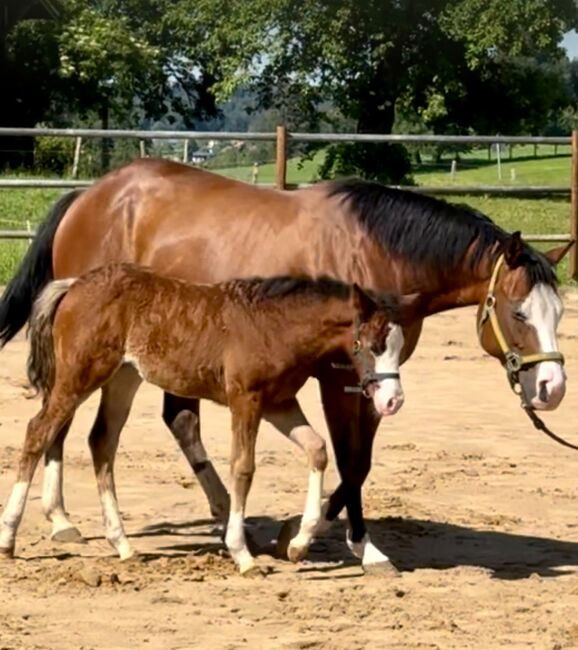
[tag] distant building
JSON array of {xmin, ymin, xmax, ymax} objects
[{"xmin": 189, "ymin": 148, "xmax": 213, "ymax": 165}]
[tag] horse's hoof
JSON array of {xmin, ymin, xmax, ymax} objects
[
  {"xmin": 51, "ymin": 527, "xmax": 87, "ymax": 545},
  {"xmin": 275, "ymin": 518, "xmax": 301, "ymax": 560},
  {"xmin": 363, "ymin": 560, "xmax": 401, "ymax": 577},
  {"xmin": 240, "ymin": 564, "xmax": 267, "ymax": 578},
  {"xmin": 287, "ymin": 542, "xmax": 308, "ymax": 564},
  {"xmin": 0, "ymin": 546, "xmax": 14, "ymax": 559}
]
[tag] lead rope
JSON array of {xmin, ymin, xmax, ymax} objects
[{"xmin": 521, "ymin": 402, "xmax": 578, "ymax": 451}]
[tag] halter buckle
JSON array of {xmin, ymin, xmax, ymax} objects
[{"xmin": 505, "ymin": 351, "xmax": 522, "ymax": 373}]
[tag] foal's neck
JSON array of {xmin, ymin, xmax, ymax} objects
[{"xmin": 279, "ymin": 295, "xmax": 355, "ymax": 358}]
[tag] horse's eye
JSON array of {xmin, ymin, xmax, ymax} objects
[
  {"xmin": 371, "ymin": 341, "xmax": 385, "ymax": 355},
  {"xmin": 513, "ymin": 310, "xmax": 527, "ymax": 323}
]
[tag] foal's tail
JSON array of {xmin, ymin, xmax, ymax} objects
[{"xmin": 27, "ymin": 279, "xmax": 76, "ymax": 397}]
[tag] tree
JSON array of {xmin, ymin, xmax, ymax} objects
[
  {"xmin": 180, "ymin": 0, "xmax": 578, "ymax": 182},
  {"xmin": 0, "ymin": 0, "xmax": 220, "ymax": 170}
]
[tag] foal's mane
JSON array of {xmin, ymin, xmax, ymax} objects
[
  {"xmin": 329, "ymin": 179, "xmax": 557, "ymax": 287},
  {"xmin": 229, "ymin": 275, "xmax": 400, "ymax": 317}
]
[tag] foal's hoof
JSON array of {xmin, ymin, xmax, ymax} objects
[
  {"xmin": 51, "ymin": 527, "xmax": 87, "ymax": 545},
  {"xmin": 275, "ymin": 517, "xmax": 301, "ymax": 560},
  {"xmin": 240, "ymin": 564, "xmax": 267, "ymax": 578},
  {"xmin": 120, "ymin": 551, "xmax": 141, "ymax": 564},
  {"xmin": 287, "ymin": 542, "xmax": 308, "ymax": 564},
  {"xmin": 0, "ymin": 546, "xmax": 15, "ymax": 559},
  {"xmin": 363, "ymin": 560, "xmax": 401, "ymax": 578}
]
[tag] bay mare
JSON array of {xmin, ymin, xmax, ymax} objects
[
  {"xmin": 0, "ymin": 159, "xmax": 570, "ymax": 573},
  {"xmin": 0, "ymin": 265, "xmax": 413, "ymax": 575}
]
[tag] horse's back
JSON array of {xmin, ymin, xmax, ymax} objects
[{"xmin": 51, "ymin": 158, "xmax": 325, "ymax": 282}]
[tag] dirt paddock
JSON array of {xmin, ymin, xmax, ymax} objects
[{"xmin": 2, "ymin": 294, "xmax": 578, "ymax": 649}]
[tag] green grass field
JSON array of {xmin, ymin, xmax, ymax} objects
[{"xmin": 0, "ymin": 145, "xmax": 574, "ymax": 284}]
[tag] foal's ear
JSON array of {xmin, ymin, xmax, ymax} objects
[
  {"xmin": 543, "ymin": 240, "xmax": 575, "ymax": 266},
  {"xmin": 352, "ymin": 283, "xmax": 377, "ymax": 321},
  {"xmin": 503, "ymin": 231, "xmax": 525, "ymax": 268},
  {"xmin": 398, "ymin": 292, "xmax": 426, "ymax": 324}
]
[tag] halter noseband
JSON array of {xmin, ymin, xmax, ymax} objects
[
  {"xmin": 342, "ymin": 316, "xmax": 400, "ymax": 397},
  {"xmin": 477, "ymin": 253, "xmax": 564, "ymax": 392}
]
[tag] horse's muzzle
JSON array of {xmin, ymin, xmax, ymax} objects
[{"xmin": 520, "ymin": 362, "xmax": 566, "ymax": 411}]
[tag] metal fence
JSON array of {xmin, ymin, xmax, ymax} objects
[{"xmin": 1, "ymin": 126, "xmax": 577, "ymax": 277}]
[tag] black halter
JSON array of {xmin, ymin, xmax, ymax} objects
[{"xmin": 335, "ymin": 316, "xmax": 400, "ymax": 397}]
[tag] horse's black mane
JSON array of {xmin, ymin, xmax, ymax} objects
[
  {"xmin": 329, "ymin": 178, "xmax": 557, "ymax": 287},
  {"xmin": 230, "ymin": 275, "xmax": 400, "ymax": 316}
]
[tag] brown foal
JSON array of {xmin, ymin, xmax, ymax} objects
[{"xmin": 0, "ymin": 264, "xmax": 416, "ymax": 574}]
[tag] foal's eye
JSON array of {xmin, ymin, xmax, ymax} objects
[{"xmin": 371, "ymin": 341, "xmax": 386, "ymax": 355}]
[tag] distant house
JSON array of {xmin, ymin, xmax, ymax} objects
[{"xmin": 189, "ymin": 148, "xmax": 213, "ymax": 165}]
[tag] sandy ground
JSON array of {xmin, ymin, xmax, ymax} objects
[{"xmin": 2, "ymin": 294, "xmax": 578, "ymax": 650}]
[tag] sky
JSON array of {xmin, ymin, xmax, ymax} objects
[{"xmin": 562, "ymin": 30, "xmax": 578, "ymax": 59}]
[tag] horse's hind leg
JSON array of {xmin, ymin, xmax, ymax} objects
[
  {"xmin": 0, "ymin": 396, "xmax": 77, "ymax": 557},
  {"xmin": 162, "ymin": 393, "xmax": 230, "ymax": 522},
  {"xmin": 264, "ymin": 399, "xmax": 328, "ymax": 563},
  {"xmin": 42, "ymin": 423, "xmax": 85, "ymax": 543},
  {"xmin": 88, "ymin": 364, "xmax": 142, "ymax": 560}
]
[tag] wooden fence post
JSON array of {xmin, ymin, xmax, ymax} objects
[
  {"xmin": 71, "ymin": 136, "xmax": 82, "ymax": 179},
  {"xmin": 275, "ymin": 125, "xmax": 287, "ymax": 190},
  {"xmin": 570, "ymin": 131, "xmax": 578, "ymax": 280},
  {"xmin": 182, "ymin": 139, "xmax": 189, "ymax": 163}
]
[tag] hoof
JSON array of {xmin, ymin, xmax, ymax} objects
[
  {"xmin": 51, "ymin": 527, "xmax": 87, "ymax": 545},
  {"xmin": 119, "ymin": 550, "xmax": 140, "ymax": 563},
  {"xmin": 287, "ymin": 542, "xmax": 308, "ymax": 564},
  {"xmin": 0, "ymin": 546, "xmax": 14, "ymax": 559},
  {"xmin": 363, "ymin": 560, "xmax": 401, "ymax": 577},
  {"xmin": 240, "ymin": 564, "xmax": 267, "ymax": 578},
  {"xmin": 275, "ymin": 517, "xmax": 301, "ymax": 560}
]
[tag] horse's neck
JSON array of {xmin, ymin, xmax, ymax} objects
[{"xmin": 412, "ymin": 256, "xmax": 496, "ymax": 317}]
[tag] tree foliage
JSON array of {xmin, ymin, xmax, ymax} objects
[{"xmin": 183, "ymin": 0, "xmax": 578, "ymax": 182}]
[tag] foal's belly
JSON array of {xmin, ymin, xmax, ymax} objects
[{"xmin": 125, "ymin": 354, "xmax": 228, "ymax": 406}]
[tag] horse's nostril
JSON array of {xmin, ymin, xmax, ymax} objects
[
  {"xmin": 538, "ymin": 381, "xmax": 549, "ymax": 404},
  {"xmin": 386, "ymin": 397, "xmax": 396, "ymax": 411}
]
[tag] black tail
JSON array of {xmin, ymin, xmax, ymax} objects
[{"xmin": 0, "ymin": 190, "xmax": 83, "ymax": 347}]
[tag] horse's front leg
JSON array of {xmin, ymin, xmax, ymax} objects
[{"xmin": 317, "ymin": 370, "xmax": 399, "ymax": 575}]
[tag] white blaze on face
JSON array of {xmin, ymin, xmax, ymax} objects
[
  {"xmin": 520, "ymin": 283, "xmax": 565, "ymax": 410},
  {"xmin": 372, "ymin": 324, "xmax": 405, "ymax": 417}
]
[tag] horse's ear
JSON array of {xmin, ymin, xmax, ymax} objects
[
  {"xmin": 543, "ymin": 240, "xmax": 575, "ymax": 266},
  {"xmin": 352, "ymin": 283, "xmax": 377, "ymax": 321},
  {"xmin": 503, "ymin": 231, "xmax": 524, "ymax": 267}
]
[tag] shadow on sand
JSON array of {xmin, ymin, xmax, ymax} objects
[{"xmin": 131, "ymin": 514, "xmax": 578, "ymax": 580}]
